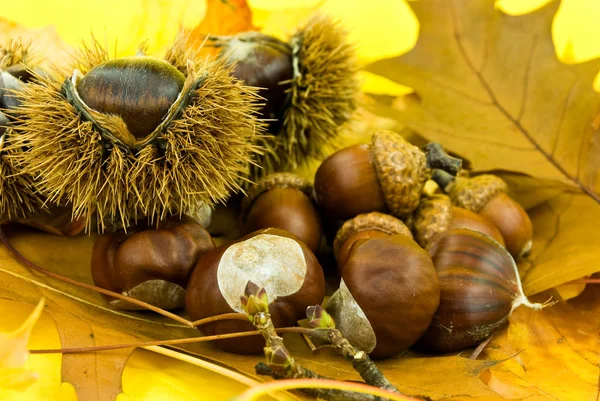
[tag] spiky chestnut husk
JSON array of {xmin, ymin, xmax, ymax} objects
[
  {"xmin": 0, "ymin": 40, "xmax": 46, "ymax": 219},
  {"xmin": 407, "ymin": 194, "xmax": 504, "ymax": 248},
  {"xmin": 210, "ymin": 14, "xmax": 359, "ymax": 180},
  {"xmin": 433, "ymin": 172, "xmax": 533, "ymax": 259},
  {"xmin": 415, "ymin": 228, "xmax": 547, "ymax": 353},
  {"xmin": 241, "ymin": 172, "xmax": 322, "ymax": 252},
  {"xmin": 6, "ymin": 47, "xmax": 264, "ymax": 231},
  {"xmin": 314, "ymin": 130, "xmax": 462, "ymax": 220},
  {"xmin": 333, "ymin": 212, "xmax": 412, "ymax": 269},
  {"xmin": 91, "ymin": 216, "xmax": 214, "ymax": 310}
]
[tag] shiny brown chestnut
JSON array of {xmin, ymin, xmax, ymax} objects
[
  {"xmin": 408, "ymin": 194, "xmax": 504, "ymax": 248},
  {"xmin": 326, "ymin": 234, "xmax": 440, "ymax": 359},
  {"xmin": 185, "ymin": 228, "xmax": 326, "ymax": 354},
  {"xmin": 241, "ymin": 173, "xmax": 322, "ymax": 252},
  {"xmin": 433, "ymin": 171, "xmax": 533, "ymax": 259},
  {"xmin": 91, "ymin": 216, "xmax": 214, "ymax": 310},
  {"xmin": 415, "ymin": 228, "xmax": 546, "ymax": 353},
  {"xmin": 333, "ymin": 212, "xmax": 412, "ymax": 272},
  {"xmin": 314, "ymin": 130, "xmax": 462, "ymax": 221}
]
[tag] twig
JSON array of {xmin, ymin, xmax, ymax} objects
[{"xmin": 423, "ymin": 143, "xmax": 462, "ymax": 176}]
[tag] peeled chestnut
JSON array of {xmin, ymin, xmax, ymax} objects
[
  {"xmin": 415, "ymin": 228, "xmax": 545, "ymax": 353},
  {"xmin": 241, "ymin": 173, "xmax": 322, "ymax": 252},
  {"xmin": 185, "ymin": 228, "xmax": 326, "ymax": 354},
  {"xmin": 433, "ymin": 171, "xmax": 533, "ymax": 259},
  {"xmin": 333, "ymin": 212, "xmax": 412, "ymax": 271},
  {"xmin": 91, "ymin": 216, "xmax": 214, "ymax": 310},
  {"xmin": 314, "ymin": 130, "xmax": 462, "ymax": 221},
  {"xmin": 408, "ymin": 194, "xmax": 504, "ymax": 248},
  {"xmin": 326, "ymin": 233, "xmax": 440, "ymax": 359}
]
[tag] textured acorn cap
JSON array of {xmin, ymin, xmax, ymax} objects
[
  {"xmin": 241, "ymin": 172, "xmax": 313, "ymax": 219},
  {"xmin": 410, "ymin": 194, "xmax": 452, "ymax": 248},
  {"xmin": 333, "ymin": 212, "xmax": 412, "ymax": 257},
  {"xmin": 447, "ymin": 174, "xmax": 508, "ymax": 213},
  {"xmin": 372, "ymin": 130, "xmax": 430, "ymax": 217},
  {"xmin": 280, "ymin": 13, "xmax": 359, "ymax": 170},
  {"xmin": 6, "ymin": 44, "xmax": 264, "ymax": 231}
]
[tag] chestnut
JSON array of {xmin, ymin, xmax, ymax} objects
[
  {"xmin": 326, "ymin": 234, "xmax": 440, "ymax": 359},
  {"xmin": 185, "ymin": 228, "xmax": 326, "ymax": 354},
  {"xmin": 314, "ymin": 130, "xmax": 461, "ymax": 221},
  {"xmin": 91, "ymin": 216, "xmax": 214, "ymax": 310},
  {"xmin": 241, "ymin": 173, "xmax": 322, "ymax": 252},
  {"xmin": 408, "ymin": 194, "xmax": 504, "ymax": 248},
  {"xmin": 433, "ymin": 171, "xmax": 533, "ymax": 259},
  {"xmin": 415, "ymin": 228, "xmax": 545, "ymax": 353},
  {"xmin": 333, "ymin": 212, "xmax": 412, "ymax": 271}
]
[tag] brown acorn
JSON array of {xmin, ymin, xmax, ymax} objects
[
  {"xmin": 415, "ymin": 228, "xmax": 547, "ymax": 353},
  {"xmin": 185, "ymin": 228, "xmax": 325, "ymax": 354},
  {"xmin": 91, "ymin": 216, "xmax": 214, "ymax": 310},
  {"xmin": 433, "ymin": 171, "xmax": 533, "ymax": 259},
  {"xmin": 333, "ymin": 212, "xmax": 412, "ymax": 270},
  {"xmin": 241, "ymin": 173, "xmax": 322, "ymax": 252},
  {"xmin": 201, "ymin": 14, "xmax": 360, "ymax": 179},
  {"xmin": 408, "ymin": 194, "xmax": 505, "ymax": 248},
  {"xmin": 314, "ymin": 130, "xmax": 462, "ymax": 221},
  {"xmin": 6, "ymin": 38, "xmax": 264, "ymax": 231},
  {"xmin": 326, "ymin": 233, "xmax": 440, "ymax": 359}
]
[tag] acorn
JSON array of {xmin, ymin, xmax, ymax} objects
[
  {"xmin": 408, "ymin": 194, "xmax": 504, "ymax": 248},
  {"xmin": 415, "ymin": 228, "xmax": 547, "ymax": 353},
  {"xmin": 202, "ymin": 14, "xmax": 360, "ymax": 179},
  {"xmin": 326, "ymin": 231, "xmax": 440, "ymax": 359},
  {"xmin": 6, "ymin": 38, "xmax": 264, "ymax": 231},
  {"xmin": 432, "ymin": 171, "xmax": 533, "ymax": 259},
  {"xmin": 91, "ymin": 216, "xmax": 214, "ymax": 310},
  {"xmin": 240, "ymin": 173, "xmax": 322, "ymax": 252},
  {"xmin": 185, "ymin": 228, "xmax": 325, "ymax": 354},
  {"xmin": 314, "ymin": 130, "xmax": 462, "ymax": 221},
  {"xmin": 333, "ymin": 212, "xmax": 412, "ymax": 270}
]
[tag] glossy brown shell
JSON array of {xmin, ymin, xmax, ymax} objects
[
  {"xmin": 91, "ymin": 216, "xmax": 214, "ymax": 309},
  {"xmin": 416, "ymin": 228, "xmax": 520, "ymax": 353},
  {"xmin": 185, "ymin": 228, "xmax": 326, "ymax": 354},
  {"xmin": 342, "ymin": 235, "xmax": 440, "ymax": 358},
  {"xmin": 314, "ymin": 143, "xmax": 387, "ymax": 220}
]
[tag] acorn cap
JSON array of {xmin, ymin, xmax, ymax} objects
[
  {"xmin": 281, "ymin": 13, "xmax": 359, "ymax": 170},
  {"xmin": 7, "ymin": 41, "xmax": 264, "ymax": 231},
  {"xmin": 410, "ymin": 194, "xmax": 453, "ymax": 248},
  {"xmin": 447, "ymin": 174, "xmax": 508, "ymax": 213},
  {"xmin": 241, "ymin": 172, "xmax": 313, "ymax": 220},
  {"xmin": 333, "ymin": 212, "xmax": 412, "ymax": 257},
  {"xmin": 371, "ymin": 130, "xmax": 430, "ymax": 217}
]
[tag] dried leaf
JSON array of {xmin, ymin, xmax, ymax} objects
[
  {"xmin": 365, "ymin": 0, "xmax": 600, "ymax": 293},
  {"xmin": 188, "ymin": 0, "xmax": 255, "ymax": 49}
]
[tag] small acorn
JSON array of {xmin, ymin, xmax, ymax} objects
[
  {"xmin": 241, "ymin": 173, "xmax": 322, "ymax": 252},
  {"xmin": 326, "ymin": 232, "xmax": 440, "ymax": 359},
  {"xmin": 432, "ymin": 171, "xmax": 533, "ymax": 259},
  {"xmin": 7, "ymin": 38, "xmax": 263, "ymax": 231},
  {"xmin": 314, "ymin": 130, "xmax": 462, "ymax": 221},
  {"xmin": 91, "ymin": 216, "xmax": 214, "ymax": 310},
  {"xmin": 185, "ymin": 228, "xmax": 325, "ymax": 354},
  {"xmin": 415, "ymin": 228, "xmax": 547, "ymax": 353},
  {"xmin": 202, "ymin": 14, "xmax": 360, "ymax": 178},
  {"xmin": 408, "ymin": 194, "xmax": 504, "ymax": 248},
  {"xmin": 333, "ymin": 212, "xmax": 412, "ymax": 270}
]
